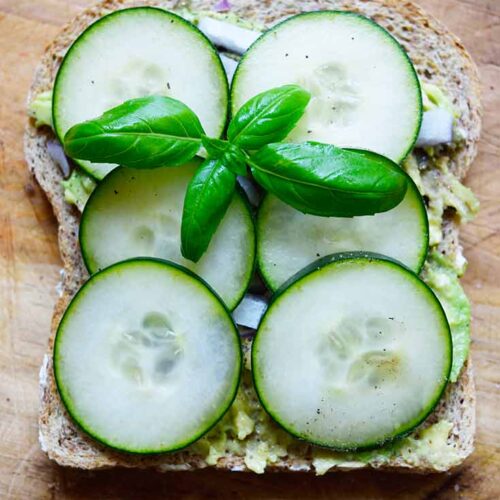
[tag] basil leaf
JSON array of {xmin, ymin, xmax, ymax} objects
[
  {"xmin": 201, "ymin": 136, "xmax": 247, "ymax": 176},
  {"xmin": 64, "ymin": 96, "xmax": 204, "ymax": 168},
  {"xmin": 181, "ymin": 158, "xmax": 236, "ymax": 262},
  {"xmin": 249, "ymin": 142, "xmax": 408, "ymax": 217},
  {"xmin": 227, "ymin": 85, "xmax": 310, "ymax": 150}
]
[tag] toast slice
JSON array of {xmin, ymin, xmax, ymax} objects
[{"xmin": 25, "ymin": 0, "xmax": 481, "ymax": 473}]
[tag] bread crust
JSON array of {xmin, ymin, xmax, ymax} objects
[{"xmin": 26, "ymin": 0, "xmax": 480, "ymax": 473}]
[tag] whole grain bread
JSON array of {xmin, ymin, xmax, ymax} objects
[{"xmin": 25, "ymin": 0, "xmax": 481, "ymax": 473}]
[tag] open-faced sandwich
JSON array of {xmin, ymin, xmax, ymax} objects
[{"xmin": 25, "ymin": 0, "xmax": 480, "ymax": 474}]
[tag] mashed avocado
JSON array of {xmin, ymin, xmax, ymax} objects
[
  {"xmin": 190, "ymin": 360, "xmax": 292, "ymax": 472},
  {"xmin": 398, "ymin": 420, "xmax": 463, "ymax": 470},
  {"xmin": 422, "ymin": 82, "xmax": 457, "ymax": 117},
  {"xmin": 402, "ymin": 150, "xmax": 476, "ymax": 381},
  {"xmin": 28, "ymin": 90, "xmax": 53, "ymax": 128},
  {"xmin": 423, "ymin": 252, "xmax": 471, "ymax": 382},
  {"xmin": 189, "ymin": 347, "xmax": 463, "ymax": 474},
  {"xmin": 403, "ymin": 154, "xmax": 479, "ymax": 256},
  {"xmin": 313, "ymin": 420, "xmax": 461, "ymax": 474},
  {"xmin": 61, "ymin": 169, "xmax": 96, "ymax": 211}
]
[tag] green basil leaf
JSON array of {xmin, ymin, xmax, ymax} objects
[
  {"xmin": 181, "ymin": 158, "xmax": 236, "ymax": 262},
  {"xmin": 201, "ymin": 136, "xmax": 230, "ymax": 158},
  {"xmin": 227, "ymin": 84, "xmax": 310, "ymax": 150},
  {"xmin": 249, "ymin": 142, "xmax": 408, "ymax": 217},
  {"xmin": 64, "ymin": 96, "xmax": 204, "ymax": 168},
  {"xmin": 201, "ymin": 136, "xmax": 247, "ymax": 176}
]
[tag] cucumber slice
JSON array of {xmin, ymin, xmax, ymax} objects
[
  {"xmin": 80, "ymin": 160, "xmax": 255, "ymax": 311},
  {"xmin": 54, "ymin": 259, "xmax": 241, "ymax": 453},
  {"xmin": 252, "ymin": 253, "xmax": 451, "ymax": 450},
  {"xmin": 257, "ymin": 176, "xmax": 428, "ymax": 291},
  {"xmin": 231, "ymin": 12, "xmax": 422, "ymax": 163},
  {"xmin": 53, "ymin": 7, "xmax": 228, "ymax": 179}
]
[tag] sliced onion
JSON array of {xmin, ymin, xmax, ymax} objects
[
  {"xmin": 198, "ymin": 17, "xmax": 261, "ymax": 55},
  {"xmin": 233, "ymin": 294, "xmax": 268, "ymax": 329},
  {"xmin": 237, "ymin": 176, "xmax": 261, "ymax": 207},
  {"xmin": 220, "ymin": 54, "xmax": 238, "ymax": 82},
  {"xmin": 416, "ymin": 109, "xmax": 454, "ymax": 147},
  {"xmin": 213, "ymin": 0, "xmax": 231, "ymax": 12},
  {"xmin": 47, "ymin": 139, "xmax": 72, "ymax": 178}
]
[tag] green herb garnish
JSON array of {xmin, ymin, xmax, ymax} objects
[
  {"xmin": 64, "ymin": 96, "xmax": 204, "ymax": 168},
  {"xmin": 201, "ymin": 136, "xmax": 248, "ymax": 176},
  {"xmin": 227, "ymin": 84, "xmax": 311, "ymax": 150},
  {"xmin": 64, "ymin": 85, "xmax": 408, "ymax": 262},
  {"xmin": 181, "ymin": 158, "xmax": 236, "ymax": 262},
  {"xmin": 250, "ymin": 143, "xmax": 408, "ymax": 217}
]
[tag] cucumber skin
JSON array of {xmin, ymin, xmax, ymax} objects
[
  {"xmin": 53, "ymin": 6, "xmax": 230, "ymax": 180},
  {"xmin": 251, "ymin": 251, "xmax": 452, "ymax": 451},
  {"xmin": 256, "ymin": 172, "xmax": 430, "ymax": 292},
  {"xmin": 235, "ymin": 182, "xmax": 258, "ymax": 297},
  {"xmin": 231, "ymin": 10, "xmax": 423, "ymax": 164},
  {"xmin": 78, "ymin": 164, "xmax": 256, "ymax": 311},
  {"xmin": 54, "ymin": 257, "xmax": 242, "ymax": 454}
]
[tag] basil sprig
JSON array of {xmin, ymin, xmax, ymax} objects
[
  {"xmin": 181, "ymin": 158, "xmax": 236, "ymax": 262},
  {"xmin": 63, "ymin": 85, "xmax": 409, "ymax": 263},
  {"xmin": 64, "ymin": 96, "xmax": 204, "ymax": 168},
  {"xmin": 249, "ymin": 143, "xmax": 408, "ymax": 217},
  {"xmin": 201, "ymin": 136, "xmax": 247, "ymax": 176}
]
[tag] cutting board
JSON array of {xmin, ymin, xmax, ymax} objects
[{"xmin": 0, "ymin": 0, "xmax": 499, "ymax": 497}]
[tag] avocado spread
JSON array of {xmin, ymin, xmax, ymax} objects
[
  {"xmin": 423, "ymin": 252, "xmax": 471, "ymax": 382},
  {"xmin": 29, "ymin": 11, "xmax": 477, "ymax": 473},
  {"xmin": 61, "ymin": 169, "xmax": 96, "ymax": 211},
  {"xmin": 190, "ymin": 346, "xmax": 463, "ymax": 473},
  {"xmin": 403, "ymin": 153, "xmax": 479, "ymax": 271},
  {"xmin": 422, "ymin": 83, "xmax": 457, "ymax": 117},
  {"xmin": 28, "ymin": 90, "xmax": 53, "ymax": 128}
]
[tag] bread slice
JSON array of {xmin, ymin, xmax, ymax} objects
[{"xmin": 25, "ymin": 0, "xmax": 481, "ymax": 472}]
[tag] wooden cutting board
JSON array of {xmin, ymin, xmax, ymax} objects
[{"xmin": 0, "ymin": 0, "xmax": 498, "ymax": 497}]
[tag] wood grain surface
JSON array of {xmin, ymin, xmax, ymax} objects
[{"xmin": 0, "ymin": 0, "xmax": 499, "ymax": 498}]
